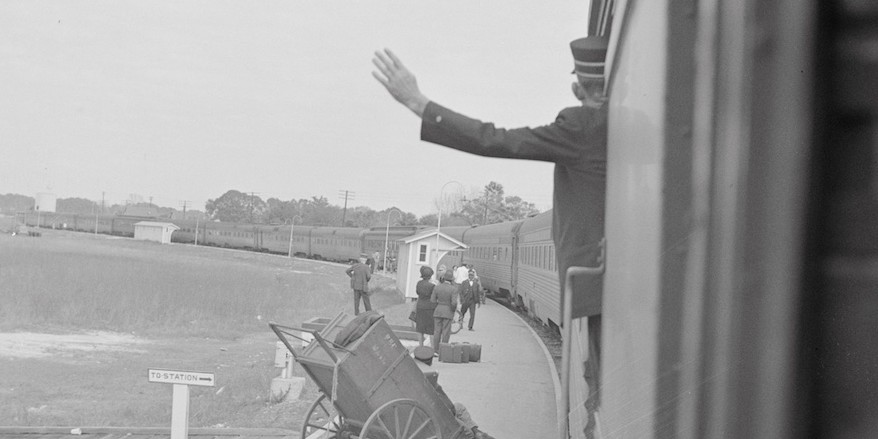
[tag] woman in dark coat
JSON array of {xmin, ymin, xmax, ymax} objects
[{"xmin": 415, "ymin": 265, "xmax": 437, "ymax": 346}]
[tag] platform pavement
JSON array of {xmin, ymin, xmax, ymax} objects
[{"xmin": 406, "ymin": 299, "xmax": 561, "ymax": 439}]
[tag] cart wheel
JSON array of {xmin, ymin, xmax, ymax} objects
[
  {"xmin": 360, "ymin": 398, "xmax": 442, "ymax": 439},
  {"xmin": 302, "ymin": 393, "xmax": 344, "ymax": 439},
  {"xmin": 450, "ymin": 311, "xmax": 463, "ymax": 335}
]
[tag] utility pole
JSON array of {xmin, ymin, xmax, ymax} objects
[
  {"xmin": 180, "ymin": 201, "xmax": 189, "ymax": 218},
  {"xmin": 101, "ymin": 192, "xmax": 105, "ymax": 215},
  {"xmin": 338, "ymin": 190, "xmax": 354, "ymax": 226}
]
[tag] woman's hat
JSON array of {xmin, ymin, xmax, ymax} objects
[
  {"xmin": 420, "ymin": 266, "xmax": 434, "ymax": 278},
  {"xmin": 570, "ymin": 36, "xmax": 609, "ymax": 80}
]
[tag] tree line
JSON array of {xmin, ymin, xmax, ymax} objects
[
  {"xmin": 0, "ymin": 181, "xmax": 541, "ymax": 228},
  {"xmin": 206, "ymin": 181, "xmax": 540, "ymax": 227}
]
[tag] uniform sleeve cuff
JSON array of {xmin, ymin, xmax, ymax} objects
[{"xmin": 422, "ymin": 101, "xmax": 444, "ymax": 124}]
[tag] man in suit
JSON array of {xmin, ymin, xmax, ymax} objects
[
  {"xmin": 453, "ymin": 263, "xmax": 469, "ymax": 285},
  {"xmin": 457, "ymin": 269, "xmax": 481, "ymax": 331},
  {"xmin": 345, "ymin": 254, "xmax": 372, "ymax": 315},
  {"xmin": 372, "ymin": 37, "xmax": 608, "ymax": 439}
]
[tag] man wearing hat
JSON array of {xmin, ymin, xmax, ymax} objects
[
  {"xmin": 345, "ymin": 254, "xmax": 373, "ymax": 315},
  {"xmin": 373, "ymin": 36, "xmax": 608, "ymax": 438}
]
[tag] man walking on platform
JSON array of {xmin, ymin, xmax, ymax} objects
[
  {"xmin": 458, "ymin": 269, "xmax": 481, "ymax": 331},
  {"xmin": 345, "ymin": 254, "xmax": 372, "ymax": 315},
  {"xmin": 453, "ymin": 263, "xmax": 469, "ymax": 285},
  {"xmin": 373, "ymin": 36, "xmax": 608, "ymax": 438}
]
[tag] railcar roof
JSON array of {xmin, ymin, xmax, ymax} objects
[{"xmin": 517, "ymin": 210, "xmax": 553, "ymax": 234}]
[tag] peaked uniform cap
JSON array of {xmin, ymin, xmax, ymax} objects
[{"xmin": 570, "ymin": 36, "xmax": 609, "ymax": 80}]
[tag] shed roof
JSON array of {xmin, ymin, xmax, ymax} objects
[
  {"xmin": 401, "ymin": 229, "xmax": 468, "ymax": 249},
  {"xmin": 134, "ymin": 221, "xmax": 180, "ymax": 229}
]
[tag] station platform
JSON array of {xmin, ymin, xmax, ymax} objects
[{"xmin": 411, "ymin": 299, "xmax": 561, "ymax": 439}]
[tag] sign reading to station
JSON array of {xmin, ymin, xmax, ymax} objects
[{"xmin": 148, "ymin": 369, "xmax": 215, "ymax": 387}]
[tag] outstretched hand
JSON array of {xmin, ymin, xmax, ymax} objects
[{"xmin": 372, "ymin": 48, "xmax": 430, "ymax": 117}]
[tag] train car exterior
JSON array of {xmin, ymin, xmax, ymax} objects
[
  {"xmin": 515, "ymin": 211, "xmax": 560, "ymax": 326},
  {"xmin": 308, "ymin": 227, "xmax": 364, "ymax": 262},
  {"xmin": 362, "ymin": 225, "xmax": 425, "ymax": 270},
  {"xmin": 461, "ymin": 220, "xmax": 523, "ymax": 300},
  {"xmin": 575, "ymin": 0, "xmax": 848, "ymax": 438},
  {"xmin": 201, "ymin": 222, "xmax": 263, "ymax": 250},
  {"xmin": 260, "ymin": 223, "xmax": 313, "ymax": 256}
]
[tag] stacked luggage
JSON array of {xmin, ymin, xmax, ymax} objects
[{"xmin": 437, "ymin": 342, "xmax": 482, "ymax": 363}]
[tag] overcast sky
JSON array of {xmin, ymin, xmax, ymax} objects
[{"xmin": 1, "ymin": 1, "xmax": 591, "ymax": 216}]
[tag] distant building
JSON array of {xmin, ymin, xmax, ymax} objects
[
  {"xmin": 396, "ymin": 229, "xmax": 467, "ymax": 299},
  {"xmin": 134, "ymin": 221, "xmax": 179, "ymax": 244}
]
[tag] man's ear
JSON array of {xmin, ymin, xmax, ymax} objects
[{"xmin": 572, "ymin": 81, "xmax": 587, "ymax": 101}]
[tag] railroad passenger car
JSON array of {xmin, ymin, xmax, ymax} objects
[
  {"xmin": 572, "ymin": 1, "xmax": 878, "ymax": 438},
  {"xmin": 308, "ymin": 227, "xmax": 364, "ymax": 262},
  {"xmin": 460, "ymin": 220, "xmax": 523, "ymax": 303},
  {"xmin": 514, "ymin": 211, "xmax": 559, "ymax": 327},
  {"xmin": 363, "ymin": 225, "xmax": 425, "ymax": 270}
]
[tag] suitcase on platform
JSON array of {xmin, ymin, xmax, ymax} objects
[
  {"xmin": 454, "ymin": 344, "xmax": 469, "ymax": 363},
  {"xmin": 438, "ymin": 343, "xmax": 456, "ymax": 363},
  {"xmin": 463, "ymin": 343, "xmax": 482, "ymax": 362}
]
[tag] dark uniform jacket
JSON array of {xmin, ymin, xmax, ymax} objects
[
  {"xmin": 345, "ymin": 263, "xmax": 371, "ymax": 292},
  {"xmin": 430, "ymin": 282, "xmax": 459, "ymax": 319},
  {"xmin": 458, "ymin": 279, "xmax": 481, "ymax": 305},
  {"xmin": 421, "ymin": 102, "xmax": 607, "ymax": 318}
]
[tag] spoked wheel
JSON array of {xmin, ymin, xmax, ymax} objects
[
  {"xmin": 302, "ymin": 393, "xmax": 345, "ymax": 439},
  {"xmin": 450, "ymin": 311, "xmax": 463, "ymax": 335},
  {"xmin": 360, "ymin": 398, "xmax": 442, "ymax": 439}
]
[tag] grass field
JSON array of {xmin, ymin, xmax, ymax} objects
[{"xmin": 0, "ymin": 229, "xmax": 411, "ymax": 429}]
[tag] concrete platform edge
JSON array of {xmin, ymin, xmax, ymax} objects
[{"xmin": 493, "ymin": 302, "xmax": 564, "ymax": 433}]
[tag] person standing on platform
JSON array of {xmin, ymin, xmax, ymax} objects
[
  {"xmin": 415, "ymin": 265, "xmax": 437, "ymax": 346},
  {"xmin": 457, "ymin": 269, "xmax": 481, "ymax": 331},
  {"xmin": 453, "ymin": 263, "xmax": 469, "ymax": 285},
  {"xmin": 430, "ymin": 271, "xmax": 459, "ymax": 349},
  {"xmin": 373, "ymin": 36, "xmax": 608, "ymax": 438},
  {"xmin": 370, "ymin": 250, "xmax": 380, "ymax": 274},
  {"xmin": 345, "ymin": 254, "xmax": 372, "ymax": 315},
  {"xmin": 435, "ymin": 264, "xmax": 447, "ymax": 285}
]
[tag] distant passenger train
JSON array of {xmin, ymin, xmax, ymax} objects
[
  {"xmin": 19, "ymin": 209, "xmax": 562, "ymax": 327},
  {"xmin": 16, "ymin": 211, "xmax": 422, "ymax": 270}
]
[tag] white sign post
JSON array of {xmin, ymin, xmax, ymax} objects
[{"xmin": 148, "ymin": 369, "xmax": 215, "ymax": 439}]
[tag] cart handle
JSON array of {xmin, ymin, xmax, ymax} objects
[{"xmin": 268, "ymin": 322, "xmax": 354, "ymax": 364}]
